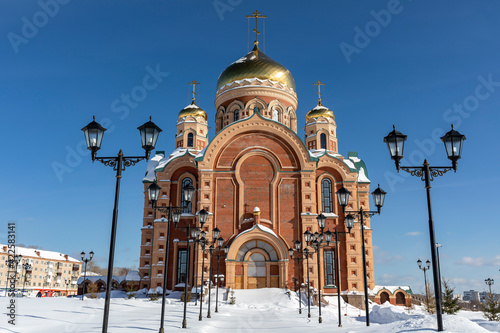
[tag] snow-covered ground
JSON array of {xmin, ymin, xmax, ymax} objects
[{"xmin": 1, "ymin": 288, "xmax": 499, "ymax": 332}]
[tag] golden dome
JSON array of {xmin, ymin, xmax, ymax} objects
[
  {"xmin": 178, "ymin": 101, "xmax": 207, "ymax": 120},
  {"xmin": 217, "ymin": 44, "xmax": 295, "ymax": 91},
  {"xmin": 306, "ymin": 102, "xmax": 335, "ymax": 122}
]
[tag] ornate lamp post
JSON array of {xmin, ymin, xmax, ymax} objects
[
  {"xmin": 214, "ymin": 241, "xmax": 228, "ymax": 313},
  {"xmin": 417, "ymin": 259, "xmax": 431, "ymax": 306},
  {"xmin": 198, "ymin": 237, "xmax": 208, "ymax": 321},
  {"xmin": 288, "ymin": 240, "xmax": 303, "ymax": 314},
  {"xmin": 80, "ymin": 251, "xmax": 94, "ymax": 301},
  {"xmin": 485, "ymin": 278, "xmax": 494, "ymax": 295},
  {"xmin": 193, "ymin": 225, "xmax": 207, "ymax": 307},
  {"xmin": 384, "ymin": 125, "xmax": 465, "ymax": 332},
  {"xmin": 290, "ymin": 240, "xmax": 313, "ymax": 318},
  {"xmin": 336, "ymin": 184, "xmax": 387, "ymax": 326},
  {"xmin": 146, "ymin": 182, "xmax": 197, "ymax": 332},
  {"xmin": 322, "ymin": 213, "xmax": 354, "ymax": 327},
  {"xmin": 82, "ymin": 116, "xmax": 161, "ymax": 333},
  {"xmin": 207, "ymin": 227, "xmax": 220, "ymax": 318},
  {"xmin": 21, "ymin": 261, "xmax": 32, "ymax": 296},
  {"xmin": 65, "ymin": 279, "xmax": 70, "ymax": 296}
]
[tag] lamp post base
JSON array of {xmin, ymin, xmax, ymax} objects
[
  {"xmin": 182, "ymin": 319, "xmax": 187, "ymax": 328},
  {"xmin": 308, "ymin": 313, "xmax": 311, "ymax": 318},
  {"xmin": 299, "ymin": 309, "xmax": 301, "ymax": 314},
  {"xmin": 199, "ymin": 314, "xmax": 202, "ymax": 321},
  {"xmin": 319, "ymin": 316, "xmax": 322, "ymax": 323},
  {"xmin": 159, "ymin": 328, "xmax": 164, "ymax": 333}
]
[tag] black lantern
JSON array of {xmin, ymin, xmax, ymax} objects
[
  {"xmin": 191, "ymin": 227, "xmax": 200, "ymax": 239},
  {"xmin": 288, "ymin": 248, "xmax": 294, "ymax": 258},
  {"xmin": 383, "ymin": 125, "xmax": 407, "ymax": 170},
  {"xmin": 81, "ymin": 116, "xmax": 107, "ymax": 161},
  {"xmin": 200, "ymin": 230, "xmax": 206, "ymax": 239},
  {"xmin": 304, "ymin": 230, "xmax": 312, "ymax": 243},
  {"xmin": 183, "ymin": 183, "xmax": 196, "ymax": 203},
  {"xmin": 324, "ymin": 230, "xmax": 332, "ymax": 243},
  {"xmin": 440, "ymin": 125, "xmax": 466, "ymax": 170},
  {"xmin": 345, "ymin": 214, "xmax": 355, "ymax": 230},
  {"xmin": 198, "ymin": 209, "xmax": 209, "ymax": 226},
  {"xmin": 316, "ymin": 213, "xmax": 326, "ymax": 230},
  {"xmin": 336, "ymin": 186, "xmax": 351, "ymax": 211},
  {"xmin": 223, "ymin": 246, "xmax": 229, "ymax": 255},
  {"xmin": 137, "ymin": 117, "xmax": 162, "ymax": 160},
  {"xmin": 217, "ymin": 237, "xmax": 224, "ymax": 248},
  {"xmin": 80, "ymin": 251, "xmax": 85, "ymax": 261},
  {"xmin": 147, "ymin": 182, "xmax": 161, "ymax": 205},
  {"xmin": 294, "ymin": 240, "xmax": 301, "ymax": 251},
  {"xmin": 89, "ymin": 251, "xmax": 94, "ymax": 260},
  {"xmin": 371, "ymin": 185, "xmax": 387, "ymax": 213},
  {"xmin": 172, "ymin": 208, "xmax": 182, "ymax": 226},
  {"xmin": 212, "ymin": 227, "xmax": 221, "ymax": 241}
]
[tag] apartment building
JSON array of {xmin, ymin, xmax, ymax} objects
[{"xmin": 0, "ymin": 244, "xmax": 81, "ymax": 297}]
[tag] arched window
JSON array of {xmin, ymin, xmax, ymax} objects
[
  {"xmin": 320, "ymin": 133, "xmax": 327, "ymax": 149},
  {"xmin": 273, "ymin": 109, "xmax": 279, "ymax": 121},
  {"xmin": 181, "ymin": 178, "xmax": 193, "ymax": 213},
  {"xmin": 234, "ymin": 109, "xmax": 239, "ymax": 121},
  {"xmin": 321, "ymin": 178, "xmax": 333, "ymax": 213},
  {"xmin": 187, "ymin": 133, "xmax": 194, "ymax": 147}
]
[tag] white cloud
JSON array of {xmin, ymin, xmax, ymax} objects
[
  {"xmin": 373, "ymin": 245, "xmax": 404, "ymax": 265},
  {"xmin": 455, "ymin": 255, "xmax": 500, "ymax": 267},
  {"xmin": 405, "ymin": 231, "xmax": 421, "ymax": 236}
]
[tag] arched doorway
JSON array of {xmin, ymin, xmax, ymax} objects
[
  {"xmin": 380, "ymin": 291, "xmax": 390, "ymax": 304},
  {"xmin": 396, "ymin": 291, "xmax": 406, "ymax": 305},
  {"xmin": 248, "ymin": 252, "xmax": 267, "ymax": 289}
]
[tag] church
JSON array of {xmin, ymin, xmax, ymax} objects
[{"xmin": 139, "ymin": 13, "xmax": 375, "ymax": 300}]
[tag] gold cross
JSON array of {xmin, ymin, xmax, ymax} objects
[
  {"xmin": 313, "ymin": 80, "xmax": 325, "ymax": 105},
  {"xmin": 246, "ymin": 10, "xmax": 267, "ymax": 46},
  {"xmin": 188, "ymin": 80, "xmax": 200, "ymax": 103}
]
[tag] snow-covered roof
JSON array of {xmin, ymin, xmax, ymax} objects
[
  {"xmin": 143, "ymin": 148, "xmax": 198, "ymax": 182},
  {"xmin": 0, "ymin": 244, "xmax": 80, "ymax": 263},
  {"xmin": 125, "ymin": 270, "xmax": 141, "ymax": 282},
  {"xmin": 372, "ymin": 285, "xmax": 412, "ymax": 295},
  {"xmin": 143, "ymin": 152, "xmax": 164, "ymax": 182},
  {"xmin": 357, "ymin": 167, "xmax": 370, "ymax": 183},
  {"xmin": 235, "ymin": 223, "xmax": 277, "ymax": 239},
  {"xmin": 78, "ymin": 271, "xmax": 141, "ymax": 285}
]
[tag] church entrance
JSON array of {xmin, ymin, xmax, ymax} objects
[{"xmin": 248, "ymin": 252, "xmax": 266, "ymax": 289}]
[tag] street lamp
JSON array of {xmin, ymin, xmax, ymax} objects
[
  {"xmin": 198, "ymin": 237, "xmax": 208, "ymax": 321},
  {"xmin": 336, "ymin": 184, "xmax": 386, "ymax": 326},
  {"xmin": 417, "ymin": 259, "xmax": 431, "ymax": 306},
  {"xmin": 288, "ymin": 241, "xmax": 303, "ymax": 314},
  {"xmin": 80, "ymin": 251, "xmax": 94, "ymax": 301},
  {"xmin": 82, "ymin": 116, "xmax": 161, "ymax": 333},
  {"xmin": 215, "ymin": 240, "xmax": 228, "ymax": 313},
  {"xmin": 328, "ymin": 214, "xmax": 354, "ymax": 327},
  {"xmin": 485, "ymin": 278, "xmax": 494, "ymax": 295},
  {"xmin": 21, "ymin": 261, "xmax": 32, "ymax": 297},
  {"xmin": 207, "ymin": 227, "xmax": 220, "ymax": 318},
  {"xmin": 290, "ymin": 240, "xmax": 313, "ymax": 318},
  {"xmin": 65, "ymin": 279, "xmax": 70, "ymax": 296},
  {"xmin": 193, "ymin": 224, "xmax": 207, "ymax": 307},
  {"xmin": 384, "ymin": 125, "xmax": 465, "ymax": 332},
  {"xmin": 147, "ymin": 182, "xmax": 196, "ymax": 333}
]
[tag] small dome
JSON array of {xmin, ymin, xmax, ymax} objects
[
  {"xmin": 217, "ymin": 44, "xmax": 295, "ymax": 91},
  {"xmin": 178, "ymin": 101, "xmax": 207, "ymax": 120},
  {"xmin": 306, "ymin": 102, "xmax": 335, "ymax": 122}
]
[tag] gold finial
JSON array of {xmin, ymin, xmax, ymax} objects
[
  {"xmin": 246, "ymin": 10, "xmax": 267, "ymax": 47},
  {"xmin": 188, "ymin": 80, "xmax": 201, "ymax": 103},
  {"xmin": 313, "ymin": 80, "xmax": 325, "ymax": 105}
]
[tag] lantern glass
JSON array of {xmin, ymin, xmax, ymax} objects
[
  {"xmin": 383, "ymin": 125, "xmax": 407, "ymax": 161},
  {"xmin": 224, "ymin": 245, "xmax": 229, "ymax": 255},
  {"xmin": 89, "ymin": 251, "xmax": 94, "ymax": 260},
  {"xmin": 345, "ymin": 214, "xmax": 355, "ymax": 230},
  {"xmin": 191, "ymin": 227, "xmax": 200, "ymax": 239},
  {"xmin": 81, "ymin": 116, "xmax": 106, "ymax": 154},
  {"xmin": 198, "ymin": 209, "xmax": 209, "ymax": 225},
  {"xmin": 147, "ymin": 182, "xmax": 161, "ymax": 205},
  {"xmin": 324, "ymin": 230, "xmax": 332, "ymax": 243},
  {"xmin": 441, "ymin": 125, "xmax": 466, "ymax": 163},
  {"xmin": 81, "ymin": 252, "xmax": 85, "ymax": 260},
  {"xmin": 426, "ymin": 260, "xmax": 431, "ymax": 269},
  {"xmin": 304, "ymin": 230, "xmax": 312, "ymax": 243},
  {"xmin": 137, "ymin": 117, "xmax": 162, "ymax": 154},
  {"xmin": 371, "ymin": 185, "xmax": 387, "ymax": 211},
  {"xmin": 183, "ymin": 183, "xmax": 196, "ymax": 203},
  {"xmin": 209, "ymin": 244, "xmax": 214, "ymax": 254},
  {"xmin": 212, "ymin": 227, "xmax": 221, "ymax": 240},
  {"xmin": 294, "ymin": 240, "xmax": 301, "ymax": 251},
  {"xmin": 316, "ymin": 213, "xmax": 326, "ymax": 229},
  {"xmin": 417, "ymin": 259, "xmax": 422, "ymax": 268},
  {"xmin": 200, "ymin": 231, "xmax": 206, "ymax": 239},
  {"xmin": 288, "ymin": 248, "xmax": 294, "ymax": 258},
  {"xmin": 336, "ymin": 186, "xmax": 351, "ymax": 209},
  {"xmin": 172, "ymin": 208, "xmax": 182, "ymax": 225},
  {"xmin": 217, "ymin": 237, "xmax": 224, "ymax": 248}
]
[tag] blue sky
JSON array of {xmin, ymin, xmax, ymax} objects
[{"xmin": 1, "ymin": 0, "xmax": 499, "ymax": 294}]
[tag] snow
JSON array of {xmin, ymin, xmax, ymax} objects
[
  {"xmin": 235, "ymin": 223, "xmax": 278, "ymax": 239},
  {"xmin": 142, "ymin": 152, "xmax": 164, "ymax": 182},
  {"xmin": 312, "ymin": 104, "xmax": 329, "ymax": 110},
  {"xmin": 3, "ymin": 288, "xmax": 498, "ymax": 332},
  {"xmin": 372, "ymin": 286, "xmax": 411, "ymax": 294},
  {"xmin": 358, "ymin": 167, "xmax": 371, "ymax": 183},
  {"xmin": 0, "ymin": 244, "xmax": 80, "ymax": 263}
]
